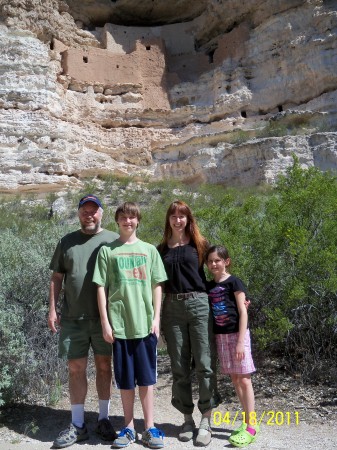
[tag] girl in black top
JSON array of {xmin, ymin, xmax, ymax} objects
[
  {"xmin": 158, "ymin": 200, "xmax": 220, "ymax": 446},
  {"xmin": 206, "ymin": 245, "xmax": 258, "ymax": 447}
]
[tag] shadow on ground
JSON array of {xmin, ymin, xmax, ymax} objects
[{"xmin": 2, "ymin": 404, "xmax": 232, "ymax": 445}]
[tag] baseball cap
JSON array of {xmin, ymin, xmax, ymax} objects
[{"xmin": 78, "ymin": 194, "xmax": 103, "ymax": 209}]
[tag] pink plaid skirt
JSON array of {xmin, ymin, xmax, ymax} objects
[{"xmin": 216, "ymin": 329, "xmax": 256, "ymax": 375}]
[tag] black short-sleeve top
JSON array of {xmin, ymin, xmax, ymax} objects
[
  {"xmin": 207, "ymin": 275, "xmax": 247, "ymax": 334},
  {"xmin": 158, "ymin": 243, "xmax": 207, "ymax": 294}
]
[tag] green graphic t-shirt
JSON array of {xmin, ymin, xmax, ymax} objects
[{"xmin": 93, "ymin": 239, "xmax": 167, "ymax": 339}]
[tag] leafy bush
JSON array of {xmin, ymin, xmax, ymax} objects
[{"xmin": 0, "ymin": 220, "xmax": 71, "ymax": 406}]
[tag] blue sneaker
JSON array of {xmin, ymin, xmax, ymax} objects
[
  {"xmin": 142, "ymin": 427, "xmax": 165, "ymax": 449},
  {"xmin": 112, "ymin": 427, "xmax": 137, "ymax": 448}
]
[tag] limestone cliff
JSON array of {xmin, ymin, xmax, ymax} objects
[{"xmin": 0, "ymin": 0, "xmax": 336, "ymax": 193}]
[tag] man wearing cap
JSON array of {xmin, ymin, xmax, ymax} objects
[{"xmin": 48, "ymin": 194, "xmax": 119, "ymax": 449}]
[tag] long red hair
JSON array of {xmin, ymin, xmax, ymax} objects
[{"xmin": 158, "ymin": 200, "xmax": 208, "ymax": 266}]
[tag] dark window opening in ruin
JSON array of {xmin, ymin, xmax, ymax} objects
[
  {"xmin": 241, "ymin": 111, "xmax": 247, "ymax": 118},
  {"xmin": 208, "ymin": 49, "xmax": 215, "ymax": 64},
  {"xmin": 278, "ymin": 104, "xmax": 283, "ymax": 112},
  {"xmin": 116, "ymin": 65, "xmax": 119, "ymax": 68},
  {"xmin": 146, "ymin": 46, "xmax": 151, "ymax": 50},
  {"xmin": 226, "ymin": 86, "xmax": 231, "ymax": 93},
  {"xmin": 83, "ymin": 56, "xmax": 88, "ymax": 63},
  {"xmin": 50, "ymin": 41, "xmax": 54, "ymax": 50}
]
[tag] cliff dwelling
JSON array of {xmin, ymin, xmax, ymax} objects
[{"xmin": 57, "ymin": 21, "xmax": 249, "ymax": 112}]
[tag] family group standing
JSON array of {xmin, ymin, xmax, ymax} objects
[{"xmin": 48, "ymin": 195, "xmax": 257, "ymax": 449}]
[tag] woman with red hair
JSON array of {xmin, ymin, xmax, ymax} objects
[{"xmin": 158, "ymin": 200, "xmax": 221, "ymax": 446}]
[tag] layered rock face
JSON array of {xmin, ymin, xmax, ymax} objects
[{"xmin": 0, "ymin": 0, "xmax": 336, "ymax": 193}]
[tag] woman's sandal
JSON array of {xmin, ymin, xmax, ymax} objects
[{"xmin": 229, "ymin": 424, "xmax": 260, "ymax": 448}]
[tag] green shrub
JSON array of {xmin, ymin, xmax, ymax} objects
[{"xmin": 0, "ymin": 221, "xmax": 71, "ymax": 406}]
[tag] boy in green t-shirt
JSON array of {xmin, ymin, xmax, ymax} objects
[{"xmin": 93, "ymin": 202, "xmax": 167, "ymax": 449}]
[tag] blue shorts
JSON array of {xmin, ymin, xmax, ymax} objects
[{"xmin": 113, "ymin": 333, "xmax": 158, "ymax": 389}]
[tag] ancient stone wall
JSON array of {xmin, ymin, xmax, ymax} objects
[
  {"xmin": 59, "ymin": 37, "xmax": 170, "ymax": 109},
  {"xmin": 214, "ymin": 23, "xmax": 250, "ymax": 64},
  {"xmin": 62, "ymin": 47, "xmax": 142, "ymax": 86},
  {"xmin": 59, "ymin": 19, "xmax": 250, "ymax": 108}
]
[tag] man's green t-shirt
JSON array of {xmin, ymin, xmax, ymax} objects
[
  {"xmin": 49, "ymin": 229, "xmax": 118, "ymax": 320},
  {"xmin": 93, "ymin": 239, "xmax": 167, "ymax": 339}
]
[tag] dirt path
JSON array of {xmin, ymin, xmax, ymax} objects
[{"xmin": 1, "ymin": 356, "xmax": 336, "ymax": 449}]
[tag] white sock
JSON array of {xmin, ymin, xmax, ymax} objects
[
  {"xmin": 71, "ymin": 404, "xmax": 85, "ymax": 428},
  {"xmin": 98, "ymin": 399, "xmax": 110, "ymax": 421},
  {"xmin": 199, "ymin": 416, "xmax": 210, "ymax": 433}
]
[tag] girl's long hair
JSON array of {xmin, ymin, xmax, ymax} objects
[{"xmin": 158, "ymin": 200, "xmax": 208, "ymax": 265}]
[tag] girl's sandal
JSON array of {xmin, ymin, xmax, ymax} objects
[
  {"xmin": 230, "ymin": 422, "xmax": 247, "ymax": 436},
  {"xmin": 229, "ymin": 424, "xmax": 260, "ymax": 448}
]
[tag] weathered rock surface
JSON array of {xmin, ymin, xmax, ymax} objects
[{"xmin": 0, "ymin": 0, "xmax": 336, "ymax": 193}]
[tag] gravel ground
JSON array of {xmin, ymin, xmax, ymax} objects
[{"xmin": 0, "ymin": 355, "xmax": 336, "ymax": 450}]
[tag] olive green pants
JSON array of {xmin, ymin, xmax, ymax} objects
[{"xmin": 162, "ymin": 293, "xmax": 221, "ymax": 414}]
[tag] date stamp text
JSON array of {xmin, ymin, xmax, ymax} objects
[{"xmin": 213, "ymin": 410, "xmax": 300, "ymax": 426}]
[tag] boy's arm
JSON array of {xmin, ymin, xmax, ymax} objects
[
  {"xmin": 151, "ymin": 283, "xmax": 163, "ymax": 338},
  {"xmin": 235, "ymin": 290, "xmax": 248, "ymax": 361},
  {"xmin": 97, "ymin": 285, "xmax": 114, "ymax": 343}
]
